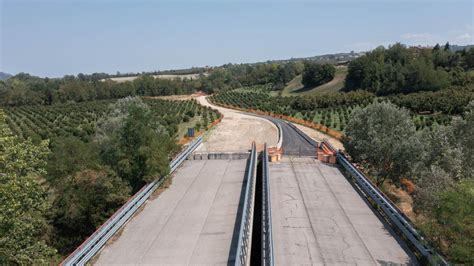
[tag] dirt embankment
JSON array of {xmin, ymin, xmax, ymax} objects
[{"xmin": 196, "ymin": 96, "xmax": 278, "ymax": 152}]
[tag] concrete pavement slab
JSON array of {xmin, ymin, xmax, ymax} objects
[
  {"xmin": 269, "ymin": 157, "xmax": 416, "ymax": 265},
  {"xmin": 95, "ymin": 159, "xmax": 247, "ymax": 265}
]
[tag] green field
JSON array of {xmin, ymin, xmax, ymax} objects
[{"xmin": 280, "ymin": 66, "xmax": 347, "ymax": 96}]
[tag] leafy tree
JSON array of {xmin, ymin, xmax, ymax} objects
[
  {"xmin": 46, "ymin": 137, "xmax": 100, "ymax": 183},
  {"xmin": 444, "ymin": 42, "xmax": 450, "ymax": 51},
  {"xmin": 449, "ymin": 101, "xmax": 474, "ymax": 178},
  {"xmin": 386, "ymin": 42, "xmax": 411, "ymax": 65},
  {"xmin": 404, "ymin": 59, "xmax": 450, "ymax": 92},
  {"xmin": 463, "ymin": 47, "xmax": 474, "ymax": 69},
  {"xmin": 345, "ymin": 43, "xmax": 466, "ymax": 95},
  {"xmin": 50, "ymin": 168, "xmax": 130, "ymax": 254},
  {"xmin": 414, "ymin": 126, "xmax": 463, "ymax": 210},
  {"xmin": 302, "ymin": 62, "xmax": 335, "ymax": 87},
  {"xmin": 272, "ymin": 61, "xmax": 302, "ymax": 89},
  {"xmin": 0, "ymin": 111, "xmax": 57, "ymax": 264},
  {"xmin": 419, "ymin": 180, "xmax": 474, "ymax": 264},
  {"xmin": 410, "ymin": 102, "xmax": 474, "ymax": 263},
  {"xmin": 96, "ymin": 97, "xmax": 173, "ymax": 191},
  {"xmin": 343, "ymin": 101, "xmax": 421, "ymax": 185}
]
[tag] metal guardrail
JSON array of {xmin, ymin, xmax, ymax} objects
[
  {"xmin": 61, "ymin": 136, "xmax": 203, "ymax": 266},
  {"xmin": 234, "ymin": 142, "xmax": 257, "ymax": 266},
  {"xmin": 261, "ymin": 143, "xmax": 274, "ymax": 266},
  {"xmin": 337, "ymin": 152, "xmax": 447, "ymax": 265}
]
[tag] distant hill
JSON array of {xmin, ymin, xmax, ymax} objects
[
  {"xmin": 0, "ymin": 72, "xmax": 12, "ymax": 81},
  {"xmin": 450, "ymin": 44, "xmax": 474, "ymax": 52},
  {"xmin": 279, "ymin": 66, "xmax": 348, "ymax": 96}
]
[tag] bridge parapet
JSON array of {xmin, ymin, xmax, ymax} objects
[
  {"xmin": 234, "ymin": 142, "xmax": 257, "ymax": 266},
  {"xmin": 337, "ymin": 152, "xmax": 447, "ymax": 264},
  {"xmin": 261, "ymin": 143, "xmax": 274, "ymax": 266}
]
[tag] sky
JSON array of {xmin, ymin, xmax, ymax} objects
[{"xmin": 1, "ymin": 0, "xmax": 473, "ymax": 77}]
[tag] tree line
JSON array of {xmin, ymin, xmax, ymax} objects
[
  {"xmin": 345, "ymin": 43, "xmax": 474, "ymax": 95},
  {"xmin": 302, "ymin": 61, "xmax": 336, "ymax": 88},
  {"xmin": 0, "ymin": 62, "xmax": 304, "ymax": 106}
]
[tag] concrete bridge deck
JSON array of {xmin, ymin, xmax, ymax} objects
[
  {"xmin": 269, "ymin": 157, "xmax": 416, "ymax": 265},
  {"xmin": 95, "ymin": 159, "xmax": 247, "ymax": 265}
]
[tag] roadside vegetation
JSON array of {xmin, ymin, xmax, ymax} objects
[
  {"xmin": 0, "ymin": 97, "xmax": 220, "ymax": 264},
  {"xmin": 344, "ymin": 101, "xmax": 473, "ymax": 264}
]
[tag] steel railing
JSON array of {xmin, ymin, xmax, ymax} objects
[
  {"xmin": 234, "ymin": 142, "xmax": 257, "ymax": 266},
  {"xmin": 336, "ymin": 152, "xmax": 447, "ymax": 265},
  {"xmin": 261, "ymin": 143, "xmax": 274, "ymax": 266},
  {"xmin": 61, "ymin": 136, "xmax": 203, "ymax": 266}
]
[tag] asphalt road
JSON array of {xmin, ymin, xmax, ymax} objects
[{"xmin": 265, "ymin": 117, "xmax": 318, "ymax": 156}]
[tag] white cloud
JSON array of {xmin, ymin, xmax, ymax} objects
[
  {"xmin": 347, "ymin": 41, "xmax": 393, "ymax": 52},
  {"xmin": 400, "ymin": 33, "xmax": 443, "ymax": 46},
  {"xmin": 456, "ymin": 33, "xmax": 472, "ymax": 41},
  {"xmin": 401, "ymin": 33, "xmax": 438, "ymax": 40},
  {"xmin": 448, "ymin": 25, "xmax": 473, "ymax": 44},
  {"xmin": 350, "ymin": 42, "xmax": 374, "ymax": 50}
]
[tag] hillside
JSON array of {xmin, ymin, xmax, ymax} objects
[
  {"xmin": 281, "ymin": 66, "xmax": 347, "ymax": 96},
  {"xmin": 0, "ymin": 72, "xmax": 12, "ymax": 81}
]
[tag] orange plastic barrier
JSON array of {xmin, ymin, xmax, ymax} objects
[
  {"xmin": 268, "ymin": 147, "xmax": 283, "ymax": 162},
  {"xmin": 317, "ymin": 142, "xmax": 337, "ymax": 164}
]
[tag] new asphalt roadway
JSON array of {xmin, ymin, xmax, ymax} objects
[{"xmin": 265, "ymin": 117, "xmax": 318, "ymax": 156}]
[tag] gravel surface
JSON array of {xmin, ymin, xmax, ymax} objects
[{"xmin": 196, "ymin": 96, "xmax": 278, "ymax": 152}]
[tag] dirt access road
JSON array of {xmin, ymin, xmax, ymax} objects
[{"xmin": 196, "ymin": 96, "xmax": 279, "ymax": 151}]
